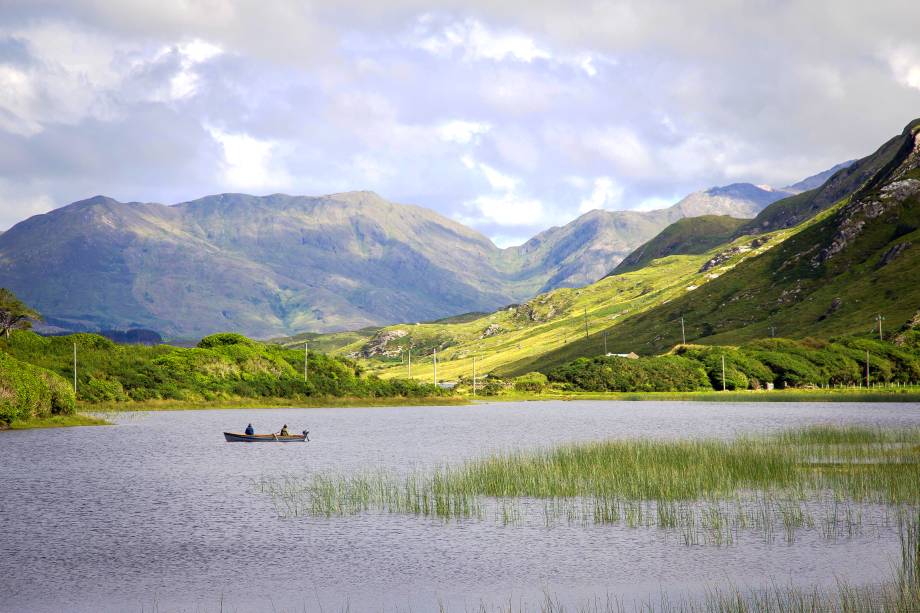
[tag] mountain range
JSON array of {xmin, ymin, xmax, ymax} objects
[{"xmin": 0, "ymin": 167, "xmax": 839, "ymax": 338}]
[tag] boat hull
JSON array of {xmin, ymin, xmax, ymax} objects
[{"xmin": 223, "ymin": 432, "xmax": 307, "ymax": 442}]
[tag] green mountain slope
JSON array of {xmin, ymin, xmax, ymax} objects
[
  {"xmin": 610, "ymin": 215, "xmax": 748, "ymax": 275},
  {"xmin": 314, "ymin": 220, "xmax": 806, "ymax": 382},
  {"xmin": 524, "ymin": 120, "xmax": 920, "ymax": 371}
]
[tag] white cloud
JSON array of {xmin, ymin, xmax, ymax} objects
[
  {"xmin": 458, "ymin": 156, "xmax": 545, "ymax": 227},
  {"xmin": 586, "ymin": 127, "xmax": 654, "ymax": 176},
  {"xmin": 207, "ymin": 127, "xmax": 290, "ymax": 190},
  {"xmin": 468, "ymin": 192, "xmax": 545, "ymax": 227},
  {"xmin": 491, "ymin": 233, "xmax": 529, "ymax": 248},
  {"xmin": 0, "ymin": 65, "xmax": 40, "ymax": 135},
  {"xmin": 163, "ymin": 38, "xmax": 223, "ymax": 100},
  {"xmin": 478, "ymin": 162, "xmax": 518, "ymax": 191},
  {"xmin": 632, "ymin": 196, "xmax": 677, "ymax": 212},
  {"xmin": 437, "ymin": 119, "xmax": 491, "ymax": 144},
  {"xmin": 886, "ymin": 45, "xmax": 920, "ymax": 91},
  {"xmin": 411, "ymin": 16, "xmax": 601, "ymax": 76},
  {"xmin": 415, "ymin": 17, "xmax": 551, "ymax": 64},
  {"xmin": 0, "ymin": 183, "xmax": 55, "ymax": 229},
  {"xmin": 578, "ymin": 177, "xmax": 624, "ymax": 213}
]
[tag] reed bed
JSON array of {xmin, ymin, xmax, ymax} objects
[{"xmin": 252, "ymin": 425, "xmax": 920, "ymax": 556}]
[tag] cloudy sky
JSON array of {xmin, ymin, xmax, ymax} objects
[{"xmin": 1, "ymin": 1, "xmax": 919, "ymax": 245}]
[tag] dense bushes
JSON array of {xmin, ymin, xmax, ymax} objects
[
  {"xmin": 550, "ymin": 336, "xmax": 920, "ymax": 392},
  {"xmin": 514, "ymin": 372, "xmax": 548, "ymax": 392},
  {"xmin": 549, "ymin": 355, "xmax": 710, "ymax": 392},
  {"xmin": 0, "ymin": 351, "xmax": 75, "ymax": 424},
  {"xmin": 0, "ymin": 331, "xmax": 446, "ymax": 404},
  {"xmin": 675, "ymin": 346, "xmax": 775, "ymax": 390}
]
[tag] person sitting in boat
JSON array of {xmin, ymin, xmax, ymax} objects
[
  {"xmin": 280, "ymin": 424, "xmax": 289, "ymax": 436},
  {"xmin": 245, "ymin": 423, "xmax": 254, "ymax": 436}
]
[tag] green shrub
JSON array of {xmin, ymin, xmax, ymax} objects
[
  {"xmin": 197, "ymin": 333, "xmax": 254, "ymax": 349},
  {"xmin": 39, "ymin": 370, "xmax": 76, "ymax": 415},
  {"xmin": 0, "ymin": 351, "xmax": 75, "ymax": 423},
  {"xmin": 514, "ymin": 372, "xmax": 548, "ymax": 392},
  {"xmin": 548, "ymin": 355, "xmax": 710, "ymax": 392},
  {"xmin": 676, "ymin": 346, "xmax": 773, "ymax": 390}
]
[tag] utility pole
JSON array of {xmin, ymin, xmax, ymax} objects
[
  {"xmin": 472, "ymin": 354, "xmax": 477, "ymax": 397},
  {"xmin": 407, "ymin": 348, "xmax": 411, "ymax": 378},
  {"xmin": 876, "ymin": 314, "xmax": 885, "ymax": 341},
  {"xmin": 680, "ymin": 317, "xmax": 686, "ymax": 345},
  {"xmin": 866, "ymin": 350, "xmax": 870, "ymax": 387},
  {"xmin": 433, "ymin": 348, "xmax": 437, "ymax": 386},
  {"xmin": 603, "ymin": 331, "xmax": 608, "ymax": 356},
  {"xmin": 73, "ymin": 342, "xmax": 77, "ymax": 394},
  {"xmin": 770, "ymin": 325, "xmax": 776, "ymax": 338},
  {"xmin": 721, "ymin": 354, "xmax": 726, "ymax": 391},
  {"xmin": 584, "ymin": 307, "xmax": 589, "ymax": 339},
  {"xmin": 304, "ymin": 342, "xmax": 308, "ymax": 381}
]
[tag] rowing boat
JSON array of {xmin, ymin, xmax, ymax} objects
[{"xmin": 223, "ymin": 430, "xmax": 309, "ymax": 442}]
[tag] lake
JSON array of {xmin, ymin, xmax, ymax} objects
[{"xmin": 2, "ymin": 400, "xmax": 919, "ymax": 612}]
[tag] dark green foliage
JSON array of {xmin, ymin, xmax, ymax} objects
[
  {"xmin": 611, "ymin": 215, "xmax": 748, "ymax": 275},
  {"xmin": 514, "ymin": 371, "xmax": 548, "ymax": 392},
  {"xmin": 0, "ymin": 351, "xmax": 75, "ymax": 424},
  {"xmin": 1, "ymin": 331, "xmax": 446, "ymax": 404},
  {"xmin": 479, "ymin": 379, "xmax": 505, "ymax": 396},
  {"xmin": 675, "ymin": 346, "xmax": 774, "ymax": 390},
  {"xmin": 552, "ymin": 336, "xmax": 920, "ymax": 392},
  {"xmin": 197, "ymin": 333, "xmax": 254, "ymax": 349},
  {"xmin": 548, "ymin": 355, "xmax": 710, "ymax": 392},
  {"xmin": 0, "ymin": 287, "xmax": 40, "ymax": 337}
]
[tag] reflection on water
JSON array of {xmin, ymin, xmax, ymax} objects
[{"xmin": 1, "ymin": 400, "xmax": 919, "ymax": 612}]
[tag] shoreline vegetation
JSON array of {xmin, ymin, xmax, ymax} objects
[
  {"xmin": 8, "ymin": 387, "xmax": 920, "ymax": 430},
  {"xmin": 2, "ymin": 324, "xmax": 920, "ymax": 430}
]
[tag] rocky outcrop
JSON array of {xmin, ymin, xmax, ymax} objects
[
  {"xmin": 359, "ymin": 329, "xmax": 407, "ymax": 358},
  {"xmin": 812, "ymin": 178, "xmax": 920, "ymax": 268},
  {"xmin": 876, "ymin": 241, "xmax": 913, "ymax": 269},
  {"xmin": 480, "ymin": 323, "xmax": 503, "ymax": 338}
]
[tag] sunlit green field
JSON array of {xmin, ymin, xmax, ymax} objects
[{"xmin": 304, "ymin": 205, "xmax": 836, "ymax": 382}]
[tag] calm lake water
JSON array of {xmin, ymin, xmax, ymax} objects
[{"xmin": 2, "ymin": 400, "xmax": 920, "ymax": 612}]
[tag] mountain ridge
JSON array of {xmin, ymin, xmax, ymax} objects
[{"xmin": 0, "ymin": 171, "xmax": 838, "ymax": 338}]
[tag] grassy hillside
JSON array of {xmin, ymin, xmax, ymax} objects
[
  {"xmin": 316, "ymin": 219, "xmax": 811, "ymax": 382},
  {"xmin": 610, "ymin": 215, "xmax": 748, "ymax": 275}
]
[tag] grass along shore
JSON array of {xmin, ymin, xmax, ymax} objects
[
  {"xmin": 258, "ymin": 425, "xmax": 920, "ymax": 524},
  {"xmin": 9, "ymin": 387, "xmax": 920, "ymax": 430},
  {"xmin": 3, "ymin": 413, "xmax": 109, "ymax": 430},
  {"xmin": 76, "ymin": 386, "xmax": 920, "ymax": 411},
  {"xmin": 78, "ymin": 395, "xmax": 468, "ymax": 412}
]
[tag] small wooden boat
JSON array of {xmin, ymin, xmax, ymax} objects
[{"xmin": 223, "ymin": 430, "xmax": 309, "ymax": 442}]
